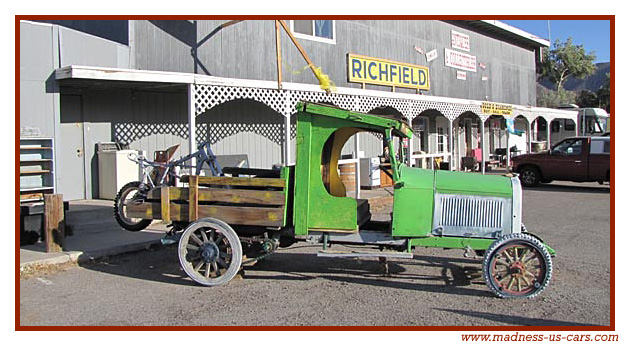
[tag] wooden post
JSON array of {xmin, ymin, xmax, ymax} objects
[
  {"xmin": 44, "ymin": 194, "xmax": 64, "ymax": 253},
  {"xmin": 277, "ymin": 20, "xmax": 331, "ymax": 94},
  {"xmin": 161, "ymin": 186, "xmax": 170, "ymax": 223},
  {"xmin": 275, "ymin": 20, "xmax": 283, "ymax": 90},
  {"xmin": 188, "ymin": 175, "xmax": 198, "ymax": 222}
]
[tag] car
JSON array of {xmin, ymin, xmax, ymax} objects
[{"xmin": 511, "ymin": 136, "xmax": 610, "ymax": 187}]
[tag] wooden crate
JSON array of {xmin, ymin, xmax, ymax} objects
[
  {"xmin": 125, "ymin": 175, "xmax": 287, "ymax": 227},
  {"xmin": 380, "ymin": 163, "xmax": 393, "ymax": 187}
]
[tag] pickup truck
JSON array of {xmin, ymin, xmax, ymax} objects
[{"xmin": 511, "ymin": 136, "xmax": 610, "ymax": 187}]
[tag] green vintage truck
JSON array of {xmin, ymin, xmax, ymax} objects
[{"xmin": 120, "ymin": 102, "xmax": 554, "ymax": 298}]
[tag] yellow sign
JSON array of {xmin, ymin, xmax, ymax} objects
[
  {"xmin": 347, "ymin": 54, "xmax": 430, "ymax": 90},
  {"xmin": 481, "ymin": 102, "xmax": 513, "ymax": 116}
]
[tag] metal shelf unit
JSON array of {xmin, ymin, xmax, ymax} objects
[{"xmin": 20, "ymin": 138, "xmax": 55, "ymax": 202}]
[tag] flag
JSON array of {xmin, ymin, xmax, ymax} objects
[{"xmin": 506, "ymin": 118, "xmax": 524, "ymax": 136}]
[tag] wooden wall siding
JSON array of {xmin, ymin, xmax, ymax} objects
[
  {"xmin": 133, "ymin": 20, "xmax": 537, "ymax": 105},
  {"xmin": 98, "ymin": 90, "xmax": 191, "ymax": 158},
  {"xmin": 196, "ymin": 99, "xmax": 284, "ymax": 169},
  {"xmin": 75, "ymin": 89, "xmax": 284, "ymax": 173}
]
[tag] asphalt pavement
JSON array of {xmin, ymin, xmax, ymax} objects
[{"xmin": 19, "ymin": 181, "xmax": 611, "ymax": 326}]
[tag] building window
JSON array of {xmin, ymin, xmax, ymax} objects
[
  {"xmin": 291, "ymin": 20, "xmax": 335, "ymax": 43},
  {"xmin": 551, "ymin": 120, "xmax": 561, "ymax": 133},
  {"xmin": 437, "ymin": 127, "xmax": 446, "ymax": 153}
]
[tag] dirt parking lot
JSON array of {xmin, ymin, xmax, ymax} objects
[{"xmin": 19, "ymin": 181, "xmax": 611, "ymax": 326}]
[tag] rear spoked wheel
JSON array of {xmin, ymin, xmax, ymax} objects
[
  {"xmin": 114, "ymin": 181, "xmax": 152, "ymax": 232},
  {"xmin": 483, "ymin": 233, "xmax": 552, "ymax": 298},
  {"xmin": 178, "ymin": 218, "xmax": 242, "ymax": 286}
]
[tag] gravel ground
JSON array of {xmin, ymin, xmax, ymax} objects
[{"xmin": 19, "ymin": 181, "xmax": 611, "ymax": 326}]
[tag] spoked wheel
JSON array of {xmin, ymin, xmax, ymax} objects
[
  {"xmin": 178, "ymin": 218, "xmax": 243, "ymax": 286},
  {"xmin": 483, "ymin": 233, "xmax": 552, "ymax": 298},
  {"xmin": 113, "ymin": 181, "xmax": 152, "ymax": 232}
]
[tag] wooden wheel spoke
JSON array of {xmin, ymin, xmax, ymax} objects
[
  {"xmin": 190, "ymin": 233, "xmax": 204, "ymax": 246},
  {"xmin": 516, "ymin": 277, "xmax": 523, "ymax": 291},
  {"xmin": 216, "ymin": 257, "xmax": 228, "ymax": 269},
  {"xmin": 523, "ymin": 254, "xmax": 540, "ymax": 265},
  {"xmin": 193, "ymin": 260, "xmax": 204, "ymax": 272},
  {"xmin": 186, "ymin": 244, "xmax": 199, "ymax": 251},
  {"xmin": 495, "ymin": 258, "xmax": 510, "ymax": 267},
  {"xmin": 507, "ymin": 276, "xmax": 516, "ymax": 290},
  {"xmin": 496, "ymin": 273, "xmax": 512, "ymax": 284},
  {"xmin": 211, "ymin": 262, "xmax": 220, "ymax": 276},
  {"xmin": 523, "ymin": 269, "xmax": 539, "ymax": 279},
  {"xmin": 186, "ymin": 251, "xmax": 201, "ymax": 261},
  {"xmin": 501, "ymin": 251, "xmax": 514, "ymax": 264},
  {"xmin": 521, "ymin": 275, "xmax": 531, "ymax": 287},
  {"xmin": 201, "ymin": 230, "xmax": 209, "ymax": 243},
  {"xmin": 205, "ymin": 262, "xmax": 211, "ymax": 278},
  {"xmin": 215, "ymin": 233, "xmax": 225, "ymax": 244},
  {"xmin": 519, "ymin": 247, "xmax": 530, "ymax": 262}
]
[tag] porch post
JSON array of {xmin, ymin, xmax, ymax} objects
[
  {"xmin": 187, "ymin": 83, "xmax": 196, "ymax": 168},
  {"xmin": 526, "ymin": 119, "xmax": 531, "ymax": 154},
  {"xmin": 353, "ymin": 97, "xmax": 361, "ymax": 199},
  {"xmin": 506, "ymin": 121, "xmax": 510, "ymax": 171},
  {"xmin": 448, "ymin": 118, "xmax": 454, "ymax": 171},
  {"xmin": 480, "ymin": 118, "xmax": 486, "ymax": 174},
  {"xmin": 283, "ymin": 91, "xmax": 291, "ymax": 166},
  {"xmin": 407, "ymin": 117, "xmax": 413, "ymax": 167},
  {"xmin": 546, "ymin": 117, "xmax": 551, "ymax": 151}
]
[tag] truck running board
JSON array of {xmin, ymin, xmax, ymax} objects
[{"xmin": 317, "ymin": 250, "xmax": 413, "ymax": 259}]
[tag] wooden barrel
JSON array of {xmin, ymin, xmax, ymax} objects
[{"xmin": 338, "ymin": 163, "xmax": 356, "ymax": 194}]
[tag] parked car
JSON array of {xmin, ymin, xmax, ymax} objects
[{"xmin": 511, "ymin": 136, "xmax": 610, "ymax": 187}]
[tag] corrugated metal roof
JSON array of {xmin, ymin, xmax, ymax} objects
[{"xmin": 446, "ymin": 20, "xmax": 550, "ymax": 49}]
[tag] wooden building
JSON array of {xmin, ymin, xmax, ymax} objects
[{"xmin": 19, "ymin": 19, "xmax": 577, "ymax": 200}]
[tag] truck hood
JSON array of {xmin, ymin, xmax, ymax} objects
[
  {"xmin": 399, "ymin": 166, "xmax": 514, "ymax": 198},
  {"xmin": 513, "ymin": 151, "xmax": 548, "ymax": 160}
]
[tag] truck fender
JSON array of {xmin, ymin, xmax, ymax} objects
[{"xmin": 521, "ymin": 224, "xmax": 556, "ymax": 257}]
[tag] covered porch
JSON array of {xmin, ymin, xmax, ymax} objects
[{"xmin": 55, "ymin": 65, "xmax": 579, "ymax": 199}]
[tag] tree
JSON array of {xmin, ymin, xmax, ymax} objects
[
  {"xmin": 536, "ymin": 84, "xmax": 576, "ymax": 108},
  {"xmin": 597, "ymin": 72, "xmax": 610, "ymax": 112},
  {"xmin": 540, "ymin": 38, "xmax": 597, "ymax": 93},
  {"xmin": 575, "ymin": 90, "xmax": 599, "ymax": 108}
]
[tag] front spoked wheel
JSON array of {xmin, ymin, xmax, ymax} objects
[
  {"xmin": 483, "ymin": 233, "xmax": 552, "ymax": 298},
  {"xmin": 178, "ymin": 218, "xmax": 243, "ymax": 286}
]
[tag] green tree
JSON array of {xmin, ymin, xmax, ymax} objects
[
  {"xmin": 575, "ymin": 89, "xmax": 599, "ymax": 108},
  {"xmin": 536, "ymin": 84, "xmax": 576, "ymax": 108},
  {"xmin": 597, "ymin": 72, "xmax": 610, "ymax": 112},
  {"xmin": 540, "ymin": 38, "xmax": 597, "ymax": 93}
]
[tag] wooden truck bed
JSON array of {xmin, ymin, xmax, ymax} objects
[{"xmin": 125, "ymin": 175, "xmax": 289, "ymax": 227}]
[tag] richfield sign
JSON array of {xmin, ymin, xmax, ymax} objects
[
  {"xmin": 444, "ymin": 48, "xmax": 477, "ymax": 72},
  {"xmin": 347, "ymin": 54, "xmax": 430, "ymax": 91}
]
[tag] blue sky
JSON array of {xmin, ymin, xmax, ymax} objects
[{"xmin": 502, "ymin": 20, "xmax": 611, "ymax": 63}]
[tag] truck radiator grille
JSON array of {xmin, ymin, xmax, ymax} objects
[{"xmin": 433, "ymin": 194, "xmax": 511, "ymax": 238}]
